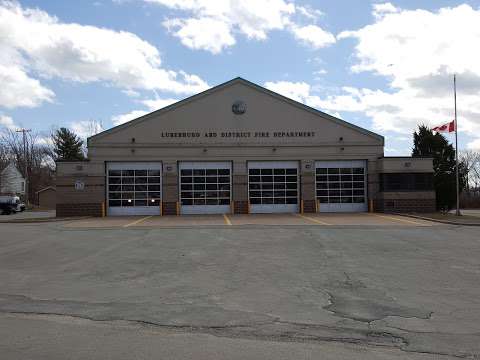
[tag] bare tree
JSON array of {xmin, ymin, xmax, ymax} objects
[
  {"xmin": 75, "ymin": 119, "xmax": 104, "ymax": 157},
  {"xmin": 82, "ymin": 119, "xmax": 104, "ymax": 138},
  {"xmin": 0, "ymin": 129, "xmax": 54, "ymax": 203},
  {"xmin": 0, "ymin": 140, "xmax": 11, "ymax": 170},
  {"xmin": 460, "ymin": 150, "xmax": 480, "ymax": 191}
]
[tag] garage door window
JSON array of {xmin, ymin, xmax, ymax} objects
[
  {"xmin": 108, "ymin": 169, "xmax": 161, "ymax": 207},
  {"xmin": 249, "ymin": 168, "xmax": 298, "ymax": 205},
  {"xmin": 316, "ymin": 167, "xmax": 365, "ymax": 204},
  {"xmin": 180, "ymin": 168, "xmax": 230, "ymax": 206}
]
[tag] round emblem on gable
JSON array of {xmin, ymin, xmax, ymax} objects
[
  {"xmin": 232, "ymin": 100, "xmax": 247, "ymax": 115},
  {"xmin": 74, "ymin": 180, "xmax": 85, "ymax": 191}
]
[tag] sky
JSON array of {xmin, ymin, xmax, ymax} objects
[{"xmin": 1, "ymin": 0, "xmax": 480, "ymax": 155}]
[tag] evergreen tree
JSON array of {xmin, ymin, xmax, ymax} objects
[
  {"xmin": 51, "ymin": 128, "xmax": 85, "ymax": 161},
  {"xmin": 412, "ymin": 125, "xmax": 466, "ymax": 209}
]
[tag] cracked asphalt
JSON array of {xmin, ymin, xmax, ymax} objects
[{"xmin": 0, "ymin": 221, "xmax": 479, "ymax": 359}]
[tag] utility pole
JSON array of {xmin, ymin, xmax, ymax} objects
[
  {"xmin": 454, "ymin": 74, "xmax": 461, "ymax": 216},
  {"xmin": 16, "ymin": 128, "xmax": 31, "ymax": 206}
]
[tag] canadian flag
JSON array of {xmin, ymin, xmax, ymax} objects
[{"xmin": 432, "ymin": 120, "xmax": 455, "ymax": 133}]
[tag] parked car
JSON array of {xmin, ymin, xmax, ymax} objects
[{"xmin": 0, "ymin": 195, "xmax": 25, "ymax": 215}]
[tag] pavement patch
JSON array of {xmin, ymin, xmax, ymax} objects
[
  {"xmin": 223, "ymin": 214, "xmax": 232, "ymax": 226},
  {"xmin": 123, "ymin": 216, "xmax": 153, "ymax": 227},
  {"xmin": 296, "ymin": 214, "xmax": 331, "ymax": 225},
  {"xmin": 370, "ymin": 214, "xmax": 432, "ymax": 226}
]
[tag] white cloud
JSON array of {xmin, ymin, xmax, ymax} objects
[
  {"xmin": 265, "ymin": 78, "xmax": 463, "ymax": 141},
  {"xmin": 0, "ymin": 1, "xmax": 208, "ymax": 109},
  {"xmin": 314, "ymin": 69, "xmax": 327, "ymax": 76},
  {"xmin": 36, "ymin": 136, "xmax": 53, "ymax": 146},
  {"xmin": 290, "ymin": 24, "xmax": 336, "ymax": 49},
  {"xmin": 0, "ymin": 115, "xmax": 17, "ymax": 130},
  {"xmin": 296, "ymin": 5, "xmax": 323, "ymax": 21},
  {"xmin": 141, "ymin": 97, "xmax": 178, "ymax": 110},
  {"xmin": 163, "ymin": 17, "xmax": 235, "ymax": 54},
  {"xmin": 328, "ymin": 4, "xmax": 480, "ymax": 143},
  {"xmin": 384, "ymin": 147, "xmax": 399, "ymax": 153},
  {"xmin": 0, "ymin": 64, "xmax": 54, "ymax": 109},
  {"xmin": 146, "ymin": 0, "xmax": 334, "ymax": 53},
  {"xmin": 467, "ymin": 138, "xmax": 480, "ymax": 151},
  {"xmin": 264, "ymin": 81, "xmax": 313, "ymax": 103},
  {"xmin": 111, "ymin": 110, "xmax": 149, "ymax": 126},
  {"xmin": 339, "ymin": 4, "xmax": 480, "ymax": 90},
  {"xmin": 372, "ymin": 2, "xmax": 399, "ymax": 19},
  {"xmin": 265, "ymin": 80, "xmax": 343, "ymax": 117},
  {"xmin": 122, "ymin": 89, "xmax": 141, "ymax": 98},
  {"xmin": 110, "ymin": 97, "xmax": 178, "ymax": 126}
]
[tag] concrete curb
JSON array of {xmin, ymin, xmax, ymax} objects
[
  {"xmin": 393, "ymin": 213, "xmax": 480, "ymax": 226},
  {"xmin": 0, "ymin": 216, "xmax": 91, "ymax": 224}
]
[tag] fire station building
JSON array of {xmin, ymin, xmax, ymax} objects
[{"xmin": 56, "ymin": 78, "xmax": 436, "ymax": 217}]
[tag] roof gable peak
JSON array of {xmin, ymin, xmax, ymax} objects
[{"xmin": 89, "ymin": 77, "xmax": 383, "ymax": 144}]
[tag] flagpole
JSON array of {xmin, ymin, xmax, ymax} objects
[{"xmin": 454, "ymin": 74, "xmax": 461, "ymax": 216}]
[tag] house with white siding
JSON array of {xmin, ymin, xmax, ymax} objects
[{"xmin": 0, "ymin": 163, "xmax": 25, "ymax": 195}]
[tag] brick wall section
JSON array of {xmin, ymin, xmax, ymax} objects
[
  {"xmin": 234, "ymin": 201, "xmax": 249, "ymax": 214},
  {"xmin": 373, "ymin": 199, "xmax": 384, "ymax": 212},
  {"xmin": 57, "ymin": 203, "xmax": 102, "ymax": 217},
  {"xmin": 302, "ymin": 200, "xmax": 316, "ymax": 213},
  {"xmin": 162, "ymin": 201, "xmax": 178, "ymax": 215},
  {"xmin": 375, "ymin": 199, "xmax": 435, "ymax": 213}
]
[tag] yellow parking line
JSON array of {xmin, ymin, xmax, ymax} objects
[
  {"xmin": 296, "ymin": 214, "xmax": 331, "ymax": 225},
  {"xmin": 371, "ymin": 213, "xmax": 430, "ymax": 226},
  {"xmin": 223, "ymin": 214, "xmax": 232, "ymax": 225},
  {"xmin": 123, "ymin": 215, "xmax": 153, "ymax": 227}
]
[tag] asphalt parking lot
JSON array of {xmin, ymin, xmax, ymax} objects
[
  {"xmin": 0, "ymin": 210, "xmax": 55, "ymax": 222},
  {"xmin": 64, "ymin": 212, "xmax": 436, "ymax": 228},
  {"xmin": 0, "ymin": 217, "xmax": 479, "ymax": 359}
]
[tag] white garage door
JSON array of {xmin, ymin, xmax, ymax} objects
[
  {"xmin": 179, "ymin": 162, "xmax": 231, "ymax": 214},
  {"xmin": 107, "ymin": 162, "xmax": 162, "ymax": 216},
  {"xmin": 248, "ymin": 161, "xmax": 299, "ymax": 213},
  {"xmin": 315, "ymin": 160, "xmax": 367, "ymax": 212}
]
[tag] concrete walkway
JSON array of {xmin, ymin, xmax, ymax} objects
[
  {"xmin": 63, "ymin": 213, "xmax": 437, "ymax": 229},
  {"xmin": 456, "ymin": 209, "xmax": 480, "ymax": 217}
]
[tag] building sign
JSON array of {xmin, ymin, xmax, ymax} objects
[
  {"xmin": 74, "ymin": 180, "xmax": 85, "ymax": 191},
  {"xmin": 159, "ymin": 131, "xmax": 316, "ymax": 139}
]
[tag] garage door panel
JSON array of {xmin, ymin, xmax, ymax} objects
[
  {"xmin": 107, "ymin": 162, "xmax": 162, "ymax": 216},
  {"xmin": 315, "ymin": 160, "xmax": 367, "ymax": 213},
  {"xmin": 248, "ymin": 161, "xmax": 299, "ymax": 214},
  {"xmin": 179, "ymin": 162, "xmax": 231, "ymax": 214}
]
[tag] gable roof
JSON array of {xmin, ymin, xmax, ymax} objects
[
  {"xmin": 1, "ymin": 162, "xmax": 23, "ymax": 178},
  {"xmin": 36, "ymin": 186, "xmax": 56, "ymax": 194},
  {"xmin": 89, "ymin": 77, "xmax": 383, "ymax": 144}
]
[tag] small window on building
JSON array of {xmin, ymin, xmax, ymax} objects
[
  {"xmin": 21, "ymin": 181, "xmax": 25, "ymax": 192},
  {"xmin": 380, "ymin": 173, "xmax": 433, "ymax": 191}
]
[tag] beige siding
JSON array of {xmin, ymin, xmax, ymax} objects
[
  {"xmin": 377, "ymin": 157, "xmax": 433, "ymax": 173},
  {"xmin": 55, "ymin": 79, "xmax": 435, "ymax": 215},
  {"xmin": 56, "ymin": 161, "xmax": 105, "ymax": 205},
  {"xmin": 38, "ymin": 189, "xmax": 57, "ymax": 209},
  {"xmin": 90, "ymin": 82, "xmax": 383, "ymax": 149}
]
